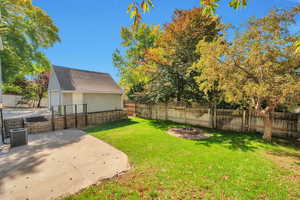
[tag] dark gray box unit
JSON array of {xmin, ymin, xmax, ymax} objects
[{"xmin": 10, "ymin": 128, "xmax": 28, "ymax": 147}]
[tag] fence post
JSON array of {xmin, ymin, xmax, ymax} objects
[
  {"xmin": 213, "ymin": 107, "xmax": 217, "ymax": 129},
  {"xmin": 208, "ymin": 107, "xmax": 215, "ymax": 129},
  {"xmin": 51, "ymin": 106, "xmax": 55, "ymax": 131},
  {"xmin": 58, "ymin": 105, "xmax": 61, "ymax": 116},
  {"xmin": 248, "ymin": 110, "xmax": 253, "ymax": 132},
  {"xmin": 64, "ymin": 105, "xmax": 67, "ymax": 129},
  {"xmin": 297, "ymin": 114, "xmax": 300, "ymax": 134},
  {"xmin": 242, "ymin": 110, "xmax": 246, "ymax": 132},
  {"xmin": 0, "ymin": 107, "xmax": 5, "ymax": 144},
  {"xmin": 165, "ymin": 103, "xmax": 168, "ymax": 121},
  {"xmin": 75, "ymin": 104, "xmax": 78, "ymax": 128},
  {"xmin": 184, "ymin": 105, "xmax": 187, "ymax": 125},
  {"xmin": 208, "ymin": 108, "xmax": 212, "ymax": 128},
  {"xmin": 149, "ymin": 104, "xmax": 152, "ymax": 119},
  {"xmin": 84, "ymin": 104, "xmax": 88, "ymax": 127},
  {"xmin": 156, "ymin": 105, "xmax": 159, "ymax": 120}
]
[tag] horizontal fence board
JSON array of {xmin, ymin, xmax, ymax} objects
[{"xmin": 125, "ymin": 103, "xmax": 300, "ymax": 139}]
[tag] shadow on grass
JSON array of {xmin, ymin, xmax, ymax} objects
[
  {"xmin": 147, "ymin": 119, "xmax": 179, "ymax": 130},
  {"xmin": 85, "ymin": 119, "xmax": 138, "ymax": 133},
  {"xmin": 267, "ymin": 148, "xmax": 300, "ymax": 161},
  {"xmin": 148, "ymin": 119, "xmax": 263, "ymax": 152},
  {"xmin": 195, "ymin": 132, "xmax": 263, "ymax": 152}
]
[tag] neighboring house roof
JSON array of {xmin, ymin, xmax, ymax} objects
[{"xmin": 52, "ymin": 65, "xmax": 123, "ymax": 94}]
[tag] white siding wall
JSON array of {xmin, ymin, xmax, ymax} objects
[
  {"xmin": 48, "ymin": 68, "xmax": 60, "ymax": 91},
  {"xmin": 48, "ymin": 67, "xmax": 61, "ymax": 109},
  {"xmin": 49, "ymin": 91, "xmax": 61, "ymax": 111},
  {"xmin": 72, "ymin": 93, "xmax": 83, "ymax": 113},
  {"xmin": 83, "ymin": 93, "xmax": 122, "ymax": 112},
  {"xmin": 63, "ymin": 93, "xmax": 73, "ymax": 105},
  {"xmin": 62, "ymin": 93, "xmax": 73, "ymax": 113}
]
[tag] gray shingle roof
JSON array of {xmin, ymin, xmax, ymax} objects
[{"xmin": 53, "ymin": 65, "xmax": 123, "ymax": 94}]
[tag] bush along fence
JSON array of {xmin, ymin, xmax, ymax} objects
[
  {"xmin": 125, "ymin": 103, "xmax": 300, "ymax": 139},
  {"xmin": 3, "ymin": 104, "xmax": 128, "ymax": 135}
]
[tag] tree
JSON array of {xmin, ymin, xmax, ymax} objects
[
  {"xmin": 112, "ymin": 24, "xmax": 161, "ymax": 101},
  {"xmin": 35, "ymin": 72, "xmax": 50, "ymax": 108},
  {"xmin": 19, "ymin": 72, "xmax": 49, "ymax": 108},
  {"xmin": 127, "ymin": 0, "xmax": 248, "ymax": 25},
  {"xmin": 146, "ymin": 7, "xmax": 224, "ymax": 103},
  {"xmin": 192, "ymin": 6, "xmax": 300, "ymax": 141},
  {"xmin": 3, "ymin": 77, "xmax": 29, "ymax": 95},
  {"xmin": 0, "ymin": 0, "xmax": 60, "ymax": 84},
  {"xmin": 126, "ymin": 1, "xmax": 300, "ymax": 53},
  {"xmin": 115, "ymin": 7, "xmax": 224, "ymax": 104}
]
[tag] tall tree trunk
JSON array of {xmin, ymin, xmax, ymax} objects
[{"xmin": 262, "ymin": 111, "xmax": 273, "ymax": 142}]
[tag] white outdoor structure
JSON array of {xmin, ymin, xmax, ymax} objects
[{"xmin": 48, "ymin": 66, "xmax": 123, "ymax": 112}]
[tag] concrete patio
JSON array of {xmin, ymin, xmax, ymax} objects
[{"xmin": 0, "ymin": 129, "xmax": 130, "ymax": 200}]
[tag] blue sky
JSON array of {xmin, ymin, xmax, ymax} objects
[{"xmin": 33, "ymin": 0, "xmax": 300, "ymax": 81}]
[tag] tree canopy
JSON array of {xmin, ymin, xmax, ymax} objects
[
  {"xmin": 115, "ymin": 7, "xmax": 224, "ymax": 104},
  {"xmin": 128, "ymin": 0, "xmax": 248, "ymax": 25},
  {"xmin": 192, "ymin": 6, "xmax": 300, "ymax": 141},
  {"xmin": 0, "ymin": 0, "xmax": 60, "ymax": 83},
  {"xmin": 127, "ymin": 0, "xmax": 300, "ymax": 52},
  {"xmin": 113, "ymin": 24, "xmax": 161, "ymax": 102}
]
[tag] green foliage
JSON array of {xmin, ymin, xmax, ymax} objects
[
  {"xmin": 3, "ymin": 77, "xmax": 29, "ymax": 95},
  {"xmin": 21, "ymin": 81, "xmax": 39, "ymax": 106},
  {"xmin": 20, "ymin": 72, "xmax": 49, "ymax": 107},
  {"xmin": 115, "ymin": 8, "xmax": 224, "ymax": 104},
  {"xmin": 0, "ymin": 0, "xmax": 60, "ymax": 83},
  {"xmin": 64, "ymin": 118, "xmax": 300, "ymax": 200},
  {"xmin": 295, "ymin": 40, "xmax": 300, "ymax": 53},
  {"xmin": 126, "ymin": 1, "xmax": 300, "ymax": 53},
  {"xmin": 3, "ymin": 83, "xmax": 22, "ymax": 94},
  {"xmin": 193, "ymin": 6, "xmax": 300, "ymax": 140},
  {"xmin": 127, "ymin": 0, "xmax": 249, "ymax": 23},
  {"xmin": 155, "ymin": 8, "xmax": 224, "ymax": 103},
  {"xmin": 112, "ymin": 24, "xmax": 161, "ymax": 101},
  {"xmin": 127, "ymin": 0, "xmax": 154, "ymax": 26}
]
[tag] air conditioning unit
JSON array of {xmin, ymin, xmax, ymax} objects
[{"xmin": 10, "ymin": 128, "xmax": 28, "ymax": 147}]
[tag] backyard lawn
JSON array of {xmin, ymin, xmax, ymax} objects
[{"xmin": 64, "ymin": 117, "xmax": 300, "ymax": 200}]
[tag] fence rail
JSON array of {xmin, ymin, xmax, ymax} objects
[
  {"xmin": 125, "ymin": 103, "xmax": 300, "ymax": 139},
  {"xmin": 1, "ymin": 104, "xmax": 128, "ymax": 139},
  {"xmin": 50, "ymin": 104, "xmax": 88, "ymax": 130}
]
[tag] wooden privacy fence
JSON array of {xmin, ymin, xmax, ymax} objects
[{"xmin": 125, "ymin": 103, "xmax": 300, "ymax": 139}]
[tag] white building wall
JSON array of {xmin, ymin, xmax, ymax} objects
[
  {"xmin": 72, "ymin": 93, "xmax": 83, "ymax": 113},
  {"xmin": 2, "ymin": 95, "xmax": 22, "ymax": 107},
  {"xmin": 62, "ymin": 93, "xmax": 73, "ymax": 114},
  {"xmin": 83, "ymin": 93, "xmax": 122, "ymax": 112},
  {"xmin": 48, "ymin": 68, "xmax": 61, "ymax": 90},
  {"xmin": 48, "ymin": 67, "xmax": 61, "ymax": 109},
  {"xmin": 49, "ymin": 91, "xmax": 61, "ymax": 111},
  {"xmin": 62, "ymin": 93, "xmax": 73, "ymax": 105}
]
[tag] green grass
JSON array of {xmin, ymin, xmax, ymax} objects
[{"xmin": 64, "ymin": 117, "xmax": 300, "ymax": 200}]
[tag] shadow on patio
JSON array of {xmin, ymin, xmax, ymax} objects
[{"xmin": 0, "ymin": 129, "xmax": 86, "ymax": 195}]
